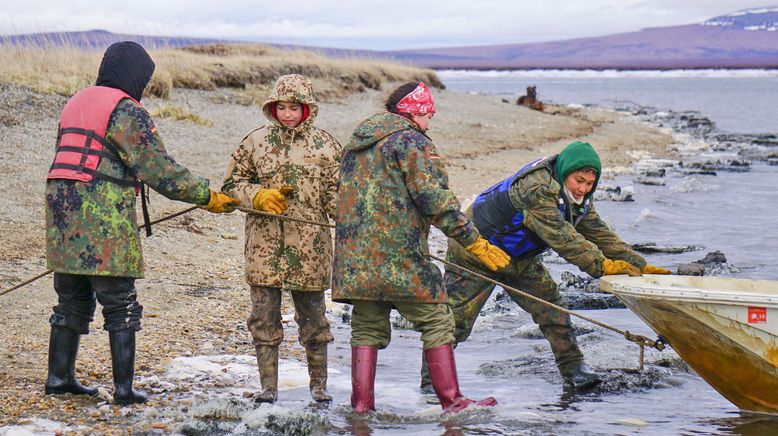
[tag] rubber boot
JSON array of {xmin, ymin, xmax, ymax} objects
[
  {"xmin": 424, "ymin": 344, "xmax": 497, "ymax": 413},
  {"xmin": 306, "ymin": 343, "xmax": 332, "ymax": 403},
  {"xmin": 351, "ymin": 346, "xmax": 377, "ymax": 413},
  {"xmin": 109, "ymin": 330, "xmax": 147, "ymax": 405},
  {"xmin": 44, "ymin": 326, "xmax": 98, "ymax": 396},
  {"xmin": 559, "ymin": 361, "xmax": 602, "ymax": 390},
  {"xmin": 536, "ymin": 321, "xmax": 600, "ymax": 389},
  {"xmin": 419, "ymin": 353, "xmax": 434, "ymax": 394},
  {"xmin": 254, "ymin": 345, "xmax": 278, "ymax": 403}
]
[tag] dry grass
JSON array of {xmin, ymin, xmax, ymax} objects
[
  {"xmin": 0, "ymin": 42, "xmax": 442, "ymax": 102},
  {"xmin": 149, "ymin": 104, "xmax": 213, "ymax": 126}
]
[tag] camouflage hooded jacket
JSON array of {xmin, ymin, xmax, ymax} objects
[
  {"xmin": 222, "ymin": 74, "xmax": 341, "ymax": 291},
  {"xmin": 332, "ymin": 112, "xmax": 480, "ymax": 304},
  {"xmin": 504, "ymin": 156, "xmax": 646, "ymax": 277},
  {"xmin": 45, "ymin": 100, "xmax": 211, "ymax": 277}
]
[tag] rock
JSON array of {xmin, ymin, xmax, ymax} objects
[
  {"xmin": 558, "ymin": 272, "xmax": 625, "ymax": 309},
  {"xmin": 680, "ymin": 159, "xmax": 751, "ymax": 173},
  {"xmin": 695, "ymin": 251, "xmax": 727, "ymax": 264},
  {"xmin": 594, "ymin": 185, "xmax": 634, "ymax": 202},
  {"xmin": 561, "ymin": 290, "xmax": 626, "ymax": 310},
  {"xmin": 643, "ymin": 168, "xmax": 666, "ymax": 177},
  {"xmin": 677, "ymin": 263, "xmax": 704, "ymax": 276},
  {"xmin": 630, "ymin": 242, "xmax": 703, "ymax": 254},
  {"xmin": 634, "ymin": 177, "xmax": 666, "ymax": 186},
  {"xmin": 678, "ymin": 251, "xmax": 739, "ymax": 276},
  {"xmin": 190, "ymin": 398, "xmax": 247, "ymax": 420}
]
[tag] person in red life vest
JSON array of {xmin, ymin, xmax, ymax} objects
[{"xmin": 44, "ymin": 41, "xmax": 239, "ymax": 406}]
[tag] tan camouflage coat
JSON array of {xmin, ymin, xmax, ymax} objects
[{"xmin": 222, "ymin": 74, "xmax": 341, "ymax": 291}]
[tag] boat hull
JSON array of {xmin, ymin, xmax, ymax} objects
[{"xmin": 600, "ymin": 275, "xmax": 778, "ymax": 414}]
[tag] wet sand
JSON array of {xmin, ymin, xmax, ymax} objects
[{"xmin": 0, "ymin": 83, "xmax": 678, "ymax": 431}]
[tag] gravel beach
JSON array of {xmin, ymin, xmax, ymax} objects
[{"xmin": 0, "ymin": 81, "xmax": 677, "ymax": 432}]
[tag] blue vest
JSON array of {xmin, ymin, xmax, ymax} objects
[{"xmin": 472, "ymin": 157, "xmax": 590, "ymax": 259}]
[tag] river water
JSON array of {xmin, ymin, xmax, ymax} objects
[{"xmin": 8, "ymin": 71, "xmax": 778, "ymax": 435}]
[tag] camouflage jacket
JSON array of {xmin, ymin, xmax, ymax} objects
[
  {"xmin": 332, "ymin": 113, "xmax": 480, "ymax": 304},
  {"xmin": 46, "ymin": 99, "xmax": 211, "ymax": 278},
  {"xmin": 505, "ymin": 165, "xmax": 646, "ymax": 277},
  {"xmin": 222, "ymin": 74, "xmax": 341, "ymax": 291}
]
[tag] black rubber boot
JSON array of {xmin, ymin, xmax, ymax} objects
[
  {"xmin": 109, "ymin": 330, "xmax": 147, "ymax": 405},
  {"xmin": 45, "ymin": 326, "xmax": 98, "ymax": 396},
  {"xmin": 559, "ymin": 361, "xmax": 602, "ymax": 390}
]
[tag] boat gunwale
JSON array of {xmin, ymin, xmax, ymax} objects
[{"xmin": 600, "ymin": 275, "xmax": 778, "ymax": 308}]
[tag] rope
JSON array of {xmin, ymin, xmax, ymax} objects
[
  {"xmin": 0, "ymin": 205, "xmax": 202, "ymax": 297},
  {"xmin": 4, "ymin": 203, "xmax": 666, "ymax": 367},
  {"xmin": 429, "ymin": 253, "xmax": 666, "ymax": 357},
  {"xmin": 236, "ymin": 208, "xmax": 666, "ymax": 364}
]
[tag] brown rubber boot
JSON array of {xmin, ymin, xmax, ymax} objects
[
  {"xmin": 306, "ymin": 343, "xmax": 332, "ymax": 403},
  {"xmin": 425, "ymin": 344, "xmax": 497, "ymax": 413},
  {"xmin": 254, "ymin": 345, "xmax": 278, "ymax": 403}
]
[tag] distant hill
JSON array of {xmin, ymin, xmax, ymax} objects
[
  {"xmin": 0, "ymin": 29, "xmax": 228, "ymax": 49},
  {"xmin": 391, "ymin": 7, "xmax": 778, "ymax": 69},
  {"xmin": 3, "ymin": 7, "xmax": 778, "ymax": 69}
]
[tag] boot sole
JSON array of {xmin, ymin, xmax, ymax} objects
[{"xmin": 45, "ymin": 386, "xmax": 98, "ymax": 396}]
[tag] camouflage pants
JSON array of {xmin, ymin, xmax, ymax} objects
[
  {"xmin": 51, "ymin": 272, "xmax": 142, "ymax": 334},
  {"xmin": 445, "ymin": 239, "xmax": 583, "ymax": 368},
  {"xmin": 247, "ymin": 286, "xmax": 334, "ymax": 347},
  {"xmin": 351, "ymin": 300, "xmax": 455, "ymax": 350}
]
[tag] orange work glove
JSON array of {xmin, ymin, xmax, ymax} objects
[
  {"xmin": 601, "ymin": 258, "xmax": 642, "ymax": 277},
  {"xmin": 466, "ymin": 237, "xmax": 511, "ymax": 272},
  {"xmin": 253, "ymin": 186, "xmax": 295, "ymax": 215},
  {"xmin": 643, "ymin": 264, "xmax": 672, "ymax": 275},
  {"xmin": 204, "ymin": 191, "xmax": 240, "ymax": 213}
]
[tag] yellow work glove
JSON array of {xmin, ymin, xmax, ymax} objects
[
  {"xmin": 643, "ymin": 264, "xmax": 672, "ymax": 275},
  {"xmin": 253, "ymin": 186, "xmax": 295, "ymax": 215},
  {"xmin": 204, "ymin": 191, "xmax": 240, "ymax": 213},
  {"xmin": 466, "ymin": 237, "xmax": 511, "ymax": 272},
  {"xmin": 601, "ymin": 258, "xmax": 642, "ymax": 277}
]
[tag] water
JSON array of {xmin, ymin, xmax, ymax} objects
[{"xmin": 438, "ymin": 69, "xmax": 778, "ymax": 133}]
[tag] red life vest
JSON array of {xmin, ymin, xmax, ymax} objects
[{"xmin": 47, "ymin": 86, "xmax": 138, "ymax": 186}]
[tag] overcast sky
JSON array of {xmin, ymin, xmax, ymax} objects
[{"xmin": 2, "ymin": 1, "xmax": 777, "ymax": 50}]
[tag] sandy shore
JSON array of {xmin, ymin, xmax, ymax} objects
[{"xmin": 0, "ymin": 82, "xmax": 678, "ymax": 431}]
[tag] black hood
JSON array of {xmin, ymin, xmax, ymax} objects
[{"xmin": 95, "ymin": 41, "xmax": 155, "ymax": 102}]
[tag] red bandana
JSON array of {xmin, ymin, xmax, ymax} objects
[{"xmin": 396, "ymin": 82, "xmax": 435, "ymax": 114}]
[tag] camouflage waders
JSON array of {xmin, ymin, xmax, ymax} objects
[
  {"xmin": 248, "ymin": 286, "xmax": 333, "ymax": 403},
  {"xmin": 420, "ymin": 240, "xmax": 584, "ymax": 390}
]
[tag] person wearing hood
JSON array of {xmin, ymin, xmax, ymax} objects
[
  {"xmin": 332, "ymin": 81, "xmax": 510, "ymax": 414},
  {"xmin": 44, "ymin": 41, "xmax": 239, "ymax": 406},
  {"xmin": 221, "ymin": 74, "xmax": 341, "ymax": 404},
  {"xmin": 417, "ymin": 141, "xmax": 672, "ymax": 392}
]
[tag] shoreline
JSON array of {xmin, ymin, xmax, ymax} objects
[{"xmin": 0, "ymin": 81, "xmax": 709, "ymax": 432}]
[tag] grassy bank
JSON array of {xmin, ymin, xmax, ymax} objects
[{"xmin": 0, "ymin": 42, "xmax": 442, "ymax": 102}]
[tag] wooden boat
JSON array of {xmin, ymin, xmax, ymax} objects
[{"xmin": 599, "ymin": 275, "xmax": 778, "ymax": 414}]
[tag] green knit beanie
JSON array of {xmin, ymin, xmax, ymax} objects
[{"xmin": 554, "ymin": 141, "xmax": 602, "ymax": 195}]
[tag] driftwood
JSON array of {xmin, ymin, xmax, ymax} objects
[{"xmin": 516, "ymin": 85, "xmax": 544, "ymax": 111}]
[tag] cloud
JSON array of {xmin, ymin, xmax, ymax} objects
[{"xmin": 2, "ymin": 0, "xmax": 777, "ymax": 49}]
